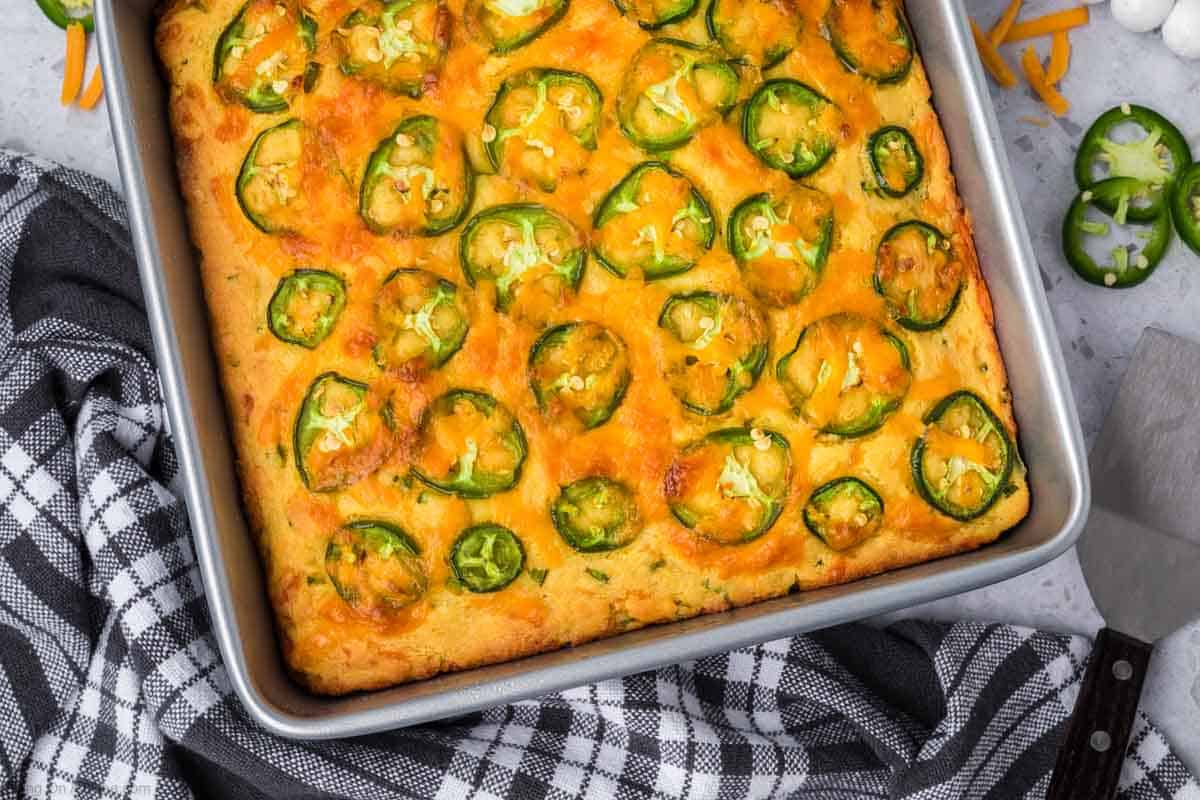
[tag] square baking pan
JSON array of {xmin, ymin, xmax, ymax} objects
[{"xmin": 96, "ymin": 0, "xmax": 1091, "ymax": 739}]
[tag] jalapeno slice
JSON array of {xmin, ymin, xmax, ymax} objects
[
  {"xmin": 450, "ymin": 523, "xmax": 526, "ymax": 592},
  {"xmin": 213, "ymin": 0, "xmax": 317, "ymax": 113},
  {"xmin": 37, "ymin": 0, "xmax": 93, "ymax": 31},
  {"xmin": 464, "ymin": 0, "xmax": 568, "ymax": 53},
  {"xmin": 777, "ymin": 313, "xmax": 910, "ymax": 437},
  {"xmin": 825, "ymin": 0, "xmax": 913, "ymax": 84},
  {"xmin": 743, "ymin": 79, "xmax": 842, "ymax": 179},
  {"xmin": 1172, "ymin": 163, "xmax": 1200, "ymax": 257},
  {"xmin": 551, "ymin": 477, "xmax": 641, "ymax": 552},
  {"xmin": 665, "ymin": 427, "xmax": 791, "ymax": 544},
  {"xmin": 911, "ymin": 391, "xmax": 1014, "ymax": 521},
  {"xmin": 874, "ymin": 221, "xmax": 964, "ymax": 331},
  {"xmin": 658, "ymin": 292, "xmax": 769, "ymax": 415},
  {"xmin": 803, "ymin": 477, "xmax": 883, "ymax": 551},
  {"xmin": 617, "ymin": 39, "xmax": 739, "ymax": 151},
  {"xmin": 613, "ymin": 0, "xmax": 697, "ymax": 30},
  {"xmin": 593, "ymin": 162, "xmax": 715, "ymax": 280},
  {"xmin": 727, "ymin": 187, "xmax": 833, "ymax": 306},
  {"xmin": 459, "ymin": 203, "xmax": 586, "ymax": 313},
  {"xmin": 355, "ymin": 115, "xmax": 472, "ymax": 237},
  {"xmin": 529, "ymin": 322, "xmax": 631, "ymax": 430},
  {"xmin": 360, "ymin": 115, "xmax": 473, "ymax": 237},
  {"xmin": 268, "ymin": 269, "xmax": 347, "ymax": 348},
  {"xmin": 1063, "ymin": 177, "xmax": 1172, "ymax": 289},
  {"xmin": 705, "ymin": 0, "xmax": 801, "ymax": 69},
  {"xmin": 374, "ymin": 269, "xmax": 469, "ymax": 372},
  {"xmin": 294, "ymin": 373, "xmax": 390, "ymax": 492},
  {"xmin": 412, "ymin": 390, "xmax": 527, "ymax": 498},
  {"xmin": 334, "ymin": 0, "xmax": 450, "ymax": 97},
  {"xmin": 1075, "ymin": 105, "xmax": 1191, "ymax": 220},
  {"xmin": 325, "ymin": 521, "xmax": 427, "ymax": 615},
  {"xmin": 868, "ymin": 126, "xmax": 923, "ymax": 198},
  {"xmin": 483, "ymin": 68, "xmax": 603, "ymax": 192},
  {"xmin": 236, "ymin": 119, "xmax": 308, "ymax": 234}
]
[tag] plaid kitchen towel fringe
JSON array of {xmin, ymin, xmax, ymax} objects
[{"xmin": 0, "ymin": 149, "xmax": 1197, "ymax": 800}]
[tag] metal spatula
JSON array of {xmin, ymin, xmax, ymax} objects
[{"xmin": 1048, "ymin": 327, "xmax": 1200, "ymax": 799}]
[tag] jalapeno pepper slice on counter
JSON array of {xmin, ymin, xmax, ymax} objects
[
  {"xmin": 1062, "ymin": 177, "xmax": 1172, "ymax": 289},
  {"xmin": 657, "ymin": 292, "xmax": 769, "ymax": 416},
  {"xmin": 459, "ymin": 203, "xmax": 586, "ymax": 313},
  {"xmin": 825, "ymin": 0, "xmax": 913, "ymax": 84},
  {"xmin": 334, "ymin": 0, "xmax": 450, "ymax": 97},
  {"xmin": 1074, "ymin": 105, "xmax": 1191, "ymax": 220},
  {"xmin": 705, "ymin": 0, "xmax": 801, "ymax": 69},
  {"xmin": 268, "ymin": 269, "xmax": 347, "ymax": 348},
  {"xmin": 868, "ymin": 125, "xmax": 923, "ymax": 198},
  {"xmin": 374, "ymin": 269, "xmax": 469, "ymax": 373},
  {"xmin": 325, "ymin": 521, "xmax": 427, "ymax": 615},
  {"xmin": 412, "ymin": 390, "xmax": 527, "ymax": 498},
  {"xmin": 483, "ymin": 68, "xmax": 603, "ymax": 192},
  {"xmin": 776, "ymin": 313, "xmax": 911, "ymax": 437},
  {"xmin": 613, "ymin": 0, "xmax": 697, "ymax": 30},
  {"xmin": 294, "ymin": 373, "xmax": 390, "ymax": 492},
  {"xmin": 359, "ymin": 115, "xmax": 473, "ymax": 236},
  {"xmin": 743, "ymin": 79, "xmax": 842, "ymax": 179},
  {"xmin": 551, "ymin": 477, "xmax": 641, "ymax": 552},
  {"xmin": 529, "ymin": 322, "xmax": 631, "ymax": 430},
  {"xmin": 464, "ymin": 0, "xmax": 568, "ymax": 53},
  {"xmin": 727, "ymin": 187, "xmax": 833, "ymax": 307},
  {"xmin": 213, "ymin": 0, "xmax": 317, "ymax": 113},
  {"xmin": 593, "ymin": 162, "xmax": 715, "ymax": 280},
  {"xmin": 450, "ymin": 523, "xmax": 526, "ymax": 592},
  {"xmin": 873, "ymin": 220, "xmax": 964, "ymax": 331},
  {"xmin": 803, "ymin": 477, "xmax": 883, "ymax": 551},
  {"xmin": 617, "ymin": 39, "xmax": 739, "ymax": 151},
  {"xmin": 665, "ymin": 427, "xmax": 791, "ymax": 545},
  {"xmin": 37, "ymin": 0, "xmax": 93, "ymax": 31},
  {"xmin": 236, "ymin": 119, "xmax": 307, "ymax": 234},
  {"xmin": 911, "ymin": 391, "xmax": 1014, "ymax": 521},
  {"xmin": 1172, "ymin": 163, "xmax": 1200, "ymax": 257}
]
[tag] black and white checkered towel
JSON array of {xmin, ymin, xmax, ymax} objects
[{"xmin": 0, "ymin": 149, "xmax": 1196, "ymax": 800}]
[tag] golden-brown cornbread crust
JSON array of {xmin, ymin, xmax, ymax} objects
[{"xmin": 155, "ymin": 0, "xmax": 1030, "ymax": 695}]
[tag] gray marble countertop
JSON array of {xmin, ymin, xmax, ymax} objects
[{"xmin": 2, "ymin": 0, "xmax": 1199, "ymax": 774}]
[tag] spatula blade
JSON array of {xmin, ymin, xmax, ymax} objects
[{"xmin": 1078, "ymin": 327, "xmax": 1200, "ymax": 644}]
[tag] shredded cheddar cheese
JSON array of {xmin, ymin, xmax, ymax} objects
[
  {"xmin": 60, "ymin": 22, "xmax": 86, "ymax": 106},
  {"xmin": 1021, "ymin": 46, "xmax": 1070, "ymax": 117},
  {"xmin": 970, "ymin": 17, "xmax": 1017, "ymax": 89},
  {"xmin": 1002, "ymin": 6, "xmax": 1089, "ymax": 44}
]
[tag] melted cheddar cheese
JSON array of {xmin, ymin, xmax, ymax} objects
[{"xmin": 157, "ymin": 0, "xmax": 1029, "ymax": 695}]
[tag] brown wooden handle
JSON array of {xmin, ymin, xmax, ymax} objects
[{"xmin": 1047, "ymin": 628, "xmax": 1154, "ymax": 800}]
